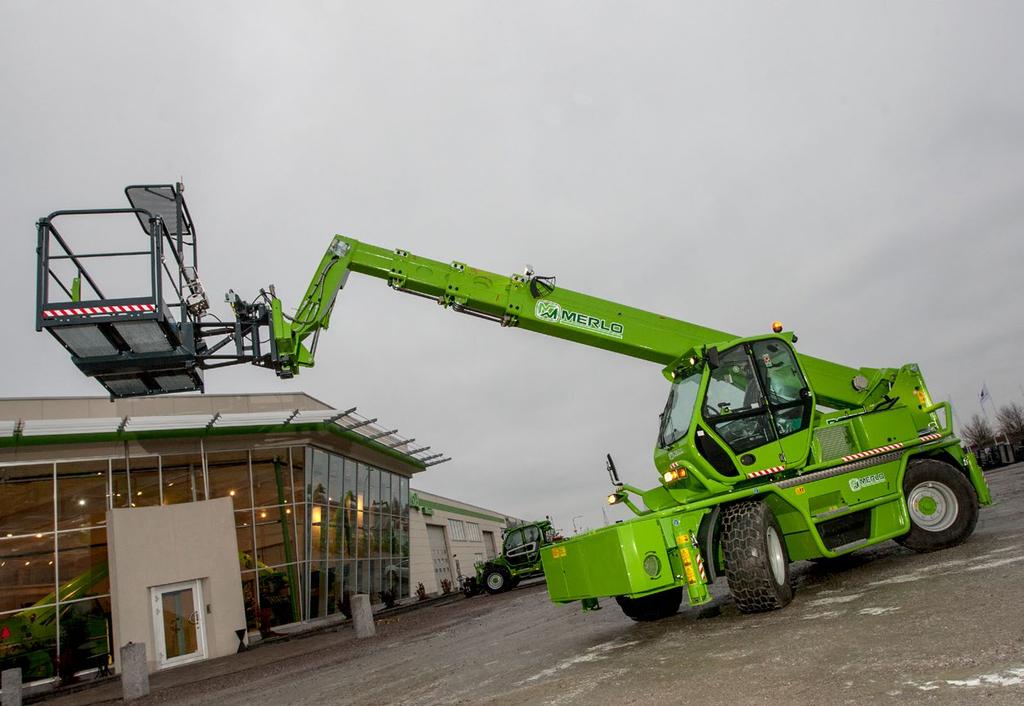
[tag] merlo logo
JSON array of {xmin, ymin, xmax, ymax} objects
[{"xmin": 534, "ymin": 299, "xmax": 624, "ymax": 339}]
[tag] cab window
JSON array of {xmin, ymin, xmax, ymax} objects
[
  {"xmin": 703, "ymin": 345, "xmax": 776, "ymax": 453},
  {"xmin": 504, "ymin": 529, "xmax": 523, "ymax": 551},
  {"xmin": 751, "ymin": 340, "xmax": 811, "ymax": 437}
]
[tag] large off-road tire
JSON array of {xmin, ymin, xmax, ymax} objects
[
  {"xmin": 721, "ymin": 499, "xmax": 793, "ymax": 613},
  {"xmin": 895, "ymin": 458, "xmax": 979, "ymax": 552},
  {"xmin": 483, "ymin": 567, "xmax": 510, "ymax": 594},
  {"xmin": 615, "ymin": 587, "xmax": 683, "ymax": 622}
]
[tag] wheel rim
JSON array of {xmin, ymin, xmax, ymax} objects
[
  {"xmin": 908, "ymin": 481, "xmax": 959, "ymax": 532},
  {"xmin": 766, "ymin": 526, "xmax": 786, "ymax": 586},
  {"xmin": 486, "ymin": 573, "xmax": 504, "ymax": 590}
]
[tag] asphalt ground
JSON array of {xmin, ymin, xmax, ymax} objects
[{"xmin": 45, "ymin": 464, "xmax": 1024, "ymax": 705}]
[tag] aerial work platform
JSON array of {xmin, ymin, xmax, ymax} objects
[{"xmin": 36, "ymin": 184, "xmax": 270, "ymax": 398}]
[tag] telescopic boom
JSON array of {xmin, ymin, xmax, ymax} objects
[{"xmin": 269, "ymin": 236, "xmax": 896, "ymax": 411}]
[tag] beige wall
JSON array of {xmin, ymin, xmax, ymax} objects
[
  {"xmin": 107, "ymin": 498, "xmax": 246, "ymax": 672},
  {"xmin": 409, "ymin": 491, "xmax": 510, "ymax": 594}
]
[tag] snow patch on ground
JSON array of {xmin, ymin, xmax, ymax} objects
[
  {"xmin": 802, "ymin": 610, "xmax": 844, "ymax": 620},
  {"xmin": 909, "ymin": 667, "xmax": 1024, "ymax": 691},
  {"xmin": 807, "ymin": 593, "xmax": 863, "ymax": 607},
  {"xmin": 966, "ymin": 555, "xmax": 1024, "ymax": 571},
  {"xmin": 515, "ymin": 640, "xmax": 640, "ymax": 685},
  {"xmin": 868, "ymin": 574, "xmax": 925, "ymax": 586},
  {"xmin": 858, "ymin": 606, "xmax": 900, "ymax": 616}
]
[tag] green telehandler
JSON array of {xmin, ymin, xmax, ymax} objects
[
  {"xmin": 464, "ymin": 519, "xmax": 560, "ymax": 596},
  {"xmin": 35, "ymin": 184, "xmax": 992, "ymax": 620}
]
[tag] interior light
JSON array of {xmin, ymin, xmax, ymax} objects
[
  {"xmin": 78, "ymin": 499, "xmax": 86, "ymax": 506},
  {"xmin": 35, "ymin": 533, "xmax": 42, "ymax": 539},
  {"xmin": 136, "ymin": 491, "xmax": 143, "ymax": 496},
  {"xmin": 772, "ymin": 320, "xmax": 784, "ymax": 333},
  {"xmin": 48, "ymin": 560, "xmax": 53, "ymax": 566},
  {"xmin": 285, "ymin": 508, "xmax": 291, "ymax": 514},
  {"xmin": 260, "ymin": 511, "xmax": 268, "ymax": 519},
  {"xmin": 5, "ymin": 533, "xmax": 12, "ymax": 538},
  {"xmin": 167, "ymin": 482, "xmax": 174, "ymax": 487},
  {"xmin": 229, "ymin": 490, "xmax": 236, "ymax": 497},
  {"xmin": 24, "ymin": 561, "xmax": 30, "ymax": 566}
]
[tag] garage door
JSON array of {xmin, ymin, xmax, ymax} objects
[{"xmin": 426, "ymin": 524, "xmax": 453, "ymax": 591}]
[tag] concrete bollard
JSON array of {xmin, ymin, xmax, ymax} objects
[
  {"xmin": 2, "ymin": 668, "xmax": 22, "ymax": 706},
  {"xmin": 351, "ymin": 594, "xmax": 376, "ymax": 639},
  {"xmin": 120, "ymin": 642, "xmax": 150, "ymax": 701}
]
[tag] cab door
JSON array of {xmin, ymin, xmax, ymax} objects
[
  {"xmin": 749, "ymin": 339, "xmax": 814, "ymax": 468},
  {"xmin": 700, "ymin": 343, "xmax": 784, "ymax": 475}
]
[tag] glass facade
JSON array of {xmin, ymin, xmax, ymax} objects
[
  {"xmin": 0, "ymin": 443, "xmax": 411, "ymax": 682},
  {"xmin": 305, "ymin": 449, "xmax": 410, "ymax": 620}
]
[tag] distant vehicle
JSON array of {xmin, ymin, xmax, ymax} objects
[
  {"xmin": 975, "ymin": 443, "xmax": 1018, "ymax": 470},
  {"xmin": 463, "ymin": 520, "xmax": 560, "ymax": 596}
]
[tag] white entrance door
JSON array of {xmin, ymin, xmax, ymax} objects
[{"xmin": 151, "ymin": 579, "xmax": 207, "ymax": 668}]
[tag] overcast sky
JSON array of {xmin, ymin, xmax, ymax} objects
[{"xmin": 2, "ymin": 1, "xmax": 1022, "ymax": 532}]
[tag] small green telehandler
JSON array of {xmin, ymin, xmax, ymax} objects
[{"xmin": 463, "ymin": 519, "xmax": 560, "ymax": 596}]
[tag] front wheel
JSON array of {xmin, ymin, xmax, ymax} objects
[
  {"xmin": 483, "ymin": 567, "xmax": 510, "ymax": 594},
  {"xmin": 895, "ymin": 459, "xmax": 979, "ymax": 552},
  {"xmin": 721, "ymin": 500, "xmax": 793, "ymax": 613}
]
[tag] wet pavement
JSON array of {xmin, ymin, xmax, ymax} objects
[{"xmin": 43, "ymin": 464, "xmax": 1024, "ymax": 705}]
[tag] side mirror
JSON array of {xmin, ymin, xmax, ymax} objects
[{"xmin": 606, "ymin": 454, "xmax": 622, "ymax": 487}]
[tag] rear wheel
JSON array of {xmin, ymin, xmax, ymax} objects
[
  {"xmin": 483, "ymin": 567, "xmax": 509, "ymax": 594},
  {"xmin": 721, "ymin": 500, "xmax": 793, "ymax": 613},
  {"xmin": 895, "ymin": 458, "xmax": 979, "ymax": 552},
  {"xmin": 615, "ymin": 587, "xmax": 683, "ymax": 622}
]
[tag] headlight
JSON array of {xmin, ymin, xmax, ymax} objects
[{"xmin": 662, "ymin": 467, "xmax": 687, "ymax": 484}]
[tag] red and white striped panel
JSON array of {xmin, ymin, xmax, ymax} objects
[
  {"xmin": 840, "ymin": 442, "xmax": 904, "ymax": 463},
  {"xmin": 746, "ymin": 465, "xmax": 785, "ymax": 480},
  {"xmin": 42, "ymin": 303, "xmax": 156, "ymax": 318},
  {"xmin": 694, "ymin": 548, "xmax": 707, "ymax": 582},
  {"xmin": 918, "ymin": 432, "xmax": 943, "ymax": 443}
]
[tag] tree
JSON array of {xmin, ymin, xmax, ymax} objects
[
  {"xmin": 996, "ymin": 402, "xmax": 1024, "ymax": 441},
  {"xmin": 960, "ymin": 414, "xmax": 995, "ymax": 449}
]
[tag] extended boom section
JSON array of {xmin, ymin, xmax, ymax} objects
[{"xmin": 271, "ymin": 237, "xmax": 892, "ymax": 411}]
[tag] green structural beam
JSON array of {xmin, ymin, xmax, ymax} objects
[{"xmin": 272, "ymin": 237, "xmax": 890, "ymax": 410}]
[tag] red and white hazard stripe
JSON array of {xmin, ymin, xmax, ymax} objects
[
  {"xmin": 746, "ymin": 465, "xmax": 785, "ymax": 480},
  {"xmin": 42, "ymin": 303, "xmax": 156, "ymax": 318},
  {"xmin": 695, "ymin": 549, "xmax": 707, "ymax": 582},
  {"xmin": 918, "ymin": 432, "xmax": 943, "ymax": 443},
  {"xmin": 840, "ymin": 442, "xmax": 904, "ymax": 463}
]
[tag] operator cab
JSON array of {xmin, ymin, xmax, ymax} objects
[{"xmin": 656, "ymin": 335, "xmax": 815, "ymax": 486}]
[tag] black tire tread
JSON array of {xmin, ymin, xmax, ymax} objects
[
  {"xmin": 895, "ymin": 458, "xmax": 979, "ymax": 552},
  {"xmin": 483, "ymin": 567, "xmax": 509, "ymax": 595},
  {"xmin": 720, "ymin": 499, "xmax": 793, "ymax": 613}
]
